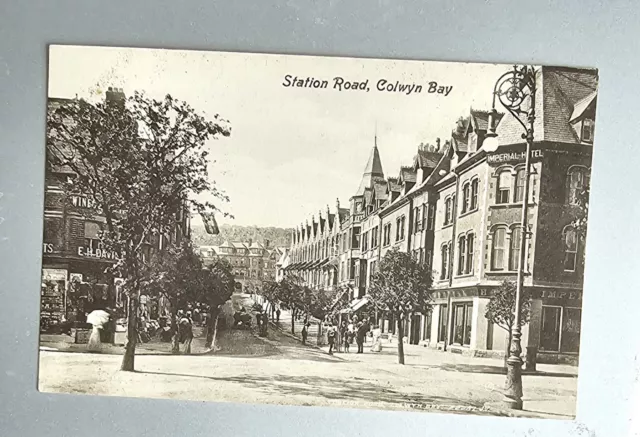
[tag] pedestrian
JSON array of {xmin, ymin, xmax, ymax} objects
[
  {"xmin": 301, "ymin": 322, "xmax": 309, "ymax": 345},
  {"xmin": 342, "ymin": 322, "xmax": 350, "ymax": 353},
  {"xmin": 327, "ymin": 323, "xmax": 336, "ymax": 355},
  {"xmin": 370, "ymin": 324, "xmax": 382, "ymax": 352},
  {"xmin": 179, "ymin": 313, "xmax": 193, "ymax": 354},
  {"xmin": 339, "ymin": 321, "xmax": 348, "ymax": 353},
  {"xmin": 276, "ymin": 307, "xmax": 281, "ymax": 324},
  {"xmin": 356, "ymin": 321, "xmax": 368, "ymax": 354}
]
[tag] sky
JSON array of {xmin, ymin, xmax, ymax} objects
[{"xmin": 48, "ymin": 45, "xmax": 508, "ymax": 228}]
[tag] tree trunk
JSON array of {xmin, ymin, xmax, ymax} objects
[
  {"xmin": 397, "ymin": 315, "xmax": 405, "ymax": 365},
  {"xmin": 170, "ymin": 304, "xmax": 180, "ymax": 354},
  {"xmin": 210, "ymin": 313, "xmax": 220, "ymax": 350},
  {"xmin": 317, "ymin": 321, "xmax": 324, "ymax": 345},
  {"xmin": 291, "ymin": 310, "xmax": 296, "ymax": 335},
  {"xmin": 121, "ymin": 293, "xmax": 138, "ymax": 371},
  {"xmin": 205, "ymin": 306, "xmax": 221, "ymax": 348}
]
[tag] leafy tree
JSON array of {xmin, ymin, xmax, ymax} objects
[
  {"xmin": 272, "ymin": 274, "xmax": 304, "ymax": 334},
  {"xmin": 484, "ymin": 280, "xmax": 532, "ymax": 366},
  {"xmin": 197, "ymin": 259, "xmax": 235, "ymax": 349},
  {"xmin": 368, "ymin": 248, "xmax": 433, "ymax": 364},
  {"xmin": 47, "ymin": 92, "xmax": 230, "ymax": 371},
  {"xmin": 144, "ymin": 240, "xmax": 204, "ymax": 353}
]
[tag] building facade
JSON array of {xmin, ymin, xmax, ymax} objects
[
  {"xmin": 41, "ymin": 90, "xmax": 191, "ymax": 330},
  {"xmin": 287, "ymin": 66, "xmax": 596, "ymax": 364},
  {"xmin": 199, "ymin": 240, "xmax": 285, "ymax": 290}
]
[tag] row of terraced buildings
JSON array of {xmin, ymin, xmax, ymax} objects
[{"xmin": 277, "ymin": 66, "xmax": 597, "ymax": 363}]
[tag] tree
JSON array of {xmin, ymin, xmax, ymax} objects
[
  {"xmin": 272, "ymin": 275, "xmax": 304, "ymax": 334},
  {"xmin": 200, "ymin": 259, "xmax": 235, "ymax": 348},
  {"xmin": 144, "ymin": 240, "xmax": 204, "ymax": 353},
  {"xmin": 484, "ymin": 280, "xmax": 532, "ymax": 367},
  {"xmin": 368, "ymin": 248, "xmax": 433, "ymax": 365},
  {"xmin": 47, "ymin": 92, "xmax": 230, "ymax": 371}
]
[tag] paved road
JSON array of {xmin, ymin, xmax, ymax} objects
[{"xmin": 38, "ymin": 293, "xmax": 577, "ymax": 418}]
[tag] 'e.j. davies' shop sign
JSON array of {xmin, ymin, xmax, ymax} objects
[
  {"xmin": 487, "ymin": 149, "xmax": 544, "ymax": 165},
  {"xmin": 77, "ymin": 246, "xmax": 122, "ymax": 260}
]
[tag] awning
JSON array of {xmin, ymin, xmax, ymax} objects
[{"xmin": 339, "ymin": 297, "xmax": 369, "ymax": 313}]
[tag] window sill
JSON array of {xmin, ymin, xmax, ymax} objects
[
  {"xmin": 486, "ymin": 270, "xmax": 530, "ymax": 276},
  {"xmin": 490, "ymin": 202, "xmax": 534, "ymax": 209},
  {"xmin": 454, "ymin": 273, "xmax": 475, "ymax": 279},
  {"xmin": 442, "ymin": 223, "xmax": 453, "ymax": 230},
  {"xmin": 459, "ymin": 208, "xmax": 479, "ymax": 219}
]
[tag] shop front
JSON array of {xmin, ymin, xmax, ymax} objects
[{"xmin": 533, "ymin": 288, "xmax": 582, "ymax": 364}]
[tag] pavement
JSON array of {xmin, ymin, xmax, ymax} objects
[{"xmin": 37, "ymin": 293, "xmax": 578, "ymax": 419}]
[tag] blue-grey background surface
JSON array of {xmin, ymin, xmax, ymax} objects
[{"xmin": 1, "ymin": 1, "xmax": 638, "ymax": 436}]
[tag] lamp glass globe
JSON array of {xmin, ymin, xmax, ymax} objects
[{"xmin": 483, "ymin": 135, "xmax": 500, "ymax": 153}]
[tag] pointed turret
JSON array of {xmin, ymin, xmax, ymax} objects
[{"xmin": 355, "ymin": 144, "xmax": 385, "ymax": 196}]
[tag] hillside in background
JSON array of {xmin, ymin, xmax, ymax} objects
[{"xmin": 191, "ymin": 223, "xmax": 293, "ymax": 248}]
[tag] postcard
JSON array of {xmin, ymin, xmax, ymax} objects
[{"xmin": 38, "ymin": 45, "xmax": 597, "ymax": 419}]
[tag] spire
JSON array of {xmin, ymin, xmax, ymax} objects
[{"xmin": 355, "ymin": 139, "xmax": 385, "ymax": 196}]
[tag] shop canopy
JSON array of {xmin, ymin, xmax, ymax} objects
[{"xmin": 339, "ymin": 297, "xmax": 369, "ymax": 314}]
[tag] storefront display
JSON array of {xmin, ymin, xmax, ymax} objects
[{"xmin": 40, "ymin": 268, "xmax": 67, "ymax": 330}]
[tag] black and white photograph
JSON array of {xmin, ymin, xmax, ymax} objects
[{"xmin": 38, "ymin": 44, "xmax": 598, "ymax": 419}]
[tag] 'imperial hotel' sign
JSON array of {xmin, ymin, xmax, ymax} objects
[{"xmin": 487, "ymin": 149, "xmax": 544, "ymax": 165}]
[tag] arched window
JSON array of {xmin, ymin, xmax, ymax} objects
[
  {"xmin": 470, "ymin": 179, "xmax": 479, "ymax": 210},
  {"xmin": 440, "ymin": 243, "xmax": 449, "ymax": 279},
  {"xmin": 461, "ymin": 183, "xmax": 470, "ymax": 213},
  {"xmin": 496, "ymin": 171, "xmax": 511, "ymax": 204},
  {"xmin": 491, "ymin": 227, "xmax": 506, "ymax": 270},
  {"xmin": 563, "ymin": 226, "xmax": 578, "ymax": 272},
  {"xmin": 567, "ymin": 167, "xmax": 588, "ymax": 205},
  {"xmin": 509, "ymin": 226, "xmax": 522, "ymax": 271},
  {"xmin": 444, "ymin": 197, "xmax": 452, "ymax": 225},
  {"xmin": 466, "ymin": 233, "xmax": 474, "ymax": 274},
  {"xmin": 514, "ymin": 169, "xmax": 526, "ymax": 202},
  {"xmin": 457, "ymin": 235, "xmax": 466, "ymax": 275}
]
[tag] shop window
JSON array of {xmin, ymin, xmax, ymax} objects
[
  {"xmin": 540, "ymin": 306, "xmax": 561, "ymax": 352},
  {"xmin": 452, "ymin": 302, "xmax": 473, "ymax": 346},
  {"xmin": 438, "ymin": 305, "xmax": 448, "ymax": 342},
  {"xmin": 496, "ymin": 171, "xmax": 511, "ymax": 204},
  {"xmin": 491, "ymin": 227, "xmax": 506, "ymax": 270},
  {"xmin": 509, "ymin": 226, "xmax": 522, "ymax": 271},
  {"xmin": 470, "ymin": 179, "xmax": 479, "ymax": 210},
  {"xmin": 514, "ymin": 169, "xmax": 526, "ymax": 202},
  {"xmin": 563, "ymin": 226, "xmax": 578, "ymax": 272},
  {"xmin": 561, "ymin": 308, "xmax": 582, "ymax": 353}
]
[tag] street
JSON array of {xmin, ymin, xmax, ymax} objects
[{"xmin": 38, "ymin": 294, "xmax": 577, "ymax": 419}]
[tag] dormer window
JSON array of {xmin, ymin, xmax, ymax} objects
[{"xmin": 581, "ymin": 118, "xmax": 594, "ymax": 143}]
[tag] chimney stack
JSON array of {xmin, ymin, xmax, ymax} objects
[
  {"xmin": 248, "ymin": 238, "xmax": 253, "ymax": 246},
  {"xmin": 436, "ymin": 138, "xmax": 441, "ymax": 151},
  {"xmin": 265, "ymin": 239, "xmax": 270, "ymax": 248},
  {"xmin": 105, "ymin": 86, "xmax": 126, "ymax": 105}
]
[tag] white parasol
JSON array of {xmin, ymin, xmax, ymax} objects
[{"xmin": 86, "ymin": 310, "xmax": 110, "ymax": 328}]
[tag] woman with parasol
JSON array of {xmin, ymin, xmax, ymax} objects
[{"xmin": 86, "ymin": 309, "xmax": 111, "ymax": 352}]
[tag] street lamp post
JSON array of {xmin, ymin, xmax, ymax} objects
[{"xmin": 486, "ymin": 65, "xmax": 537, "ymax": 410}]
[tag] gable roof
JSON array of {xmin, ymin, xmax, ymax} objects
[
  {"xmin": 399, "ymin": 166, "xmax": 417, "ymax": 183},
  {"xmin": 570, "ymin": 91, "xmax": 597, "ymax": 123},
  {"xmin": 496, "ymin": 66, "xmax": 598, "ymax": 146},
  {"xmin": 414, "ymin": 149, "xmax": 443, "ymax": 169}
]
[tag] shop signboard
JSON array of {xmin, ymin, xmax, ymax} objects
[
  {"xmin": 77, "ymin": 246, "xmax": 122, "ymax": 260},
  {"xmin": 487, "ymin": 148, "xmax": 544, "ymax": 166}
]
